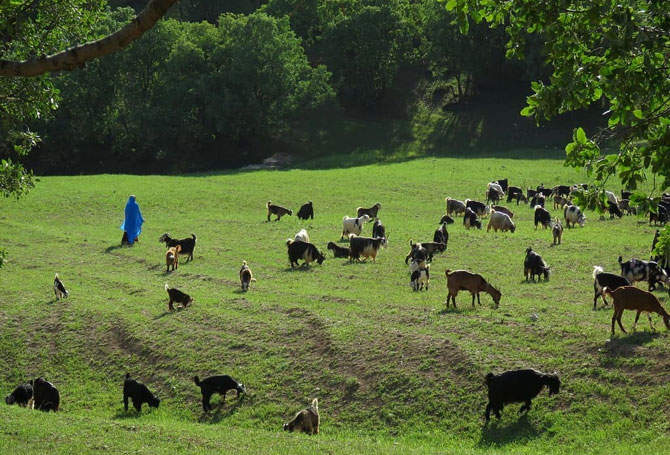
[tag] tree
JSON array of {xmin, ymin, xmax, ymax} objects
[{"xmin": 446, "ymin": 0, "xmax": 670, "ymax": 197}]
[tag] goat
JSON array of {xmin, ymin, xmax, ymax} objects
[
  {"xmin": 491, "ymin": 205, "xmax": 514, "ymax": 218},
  {"xmin": 53, "ymin": 273, "xmax": 69, "ymax": 300},
  {"xmin": 608, "ymin": 202, "xmax": 623, "ymax": 219},
  {"xmin": 284, "ymin": 398, "xmax": 319, "ymax": 435},
  {"xmin": 524, "ymin": 247, "xmax": 550, "ymax": 282},
  {"xmin": 530, "ymin": 194, "xmax": 545, "ymax": 208},
  {"xmin": 552, "ymin": 217, "xmax": 563, "ymax": 245},
  {"xmin": 650, "ymin": 204, "xmax": 668, "ymax": 226},
  {"xmin": 618, "ymin": 256, "xmax": 670, "ymax": 292},
  {"xmin": 405, "ymin": 240, "xmax": 428, "ymax": 265},
  {"xmin": 553, "ymin": 195, "xmax": 570, "ymax": 210},
  {"xmin": 165, "ymin": 284, "xmax": 193, "ymax": 312},
  {"xmin": 605, "ymin": 190, "xmax": 619, "ymax": 206},
  {"xmin": 445, "ymin": 269, "xmax": 501, "ymax": 308},
  {"xmin": 487, "ymin": 210, "xmax": 516, "ymax": 233},
  {"xmin": 193, "ymin": 375, "xmax": 245, "ymax": 412},
  {"xmin": 327, "ymin": 241, "xmax": 350, "ymax": 258},
  {"xmin": 604, "ymin": 286, "xmax": 670, "ymax": 334},
  {"xmin": 5, "ymin": 383, "xmax": 33, "ymax": 407},
  {"xmin": 356, "ymin": 203, "xmax": 381, "ymax": 219},
  {"xmin": 123, "ymin": 373, "xmax": 160, "ymax": 412},
  {"xmin": 564, "ymin": 205, "xmax": 586, "ymax": 228},
  {"xmin": 410, "ymin": 264, "xmax": 430, "ymax": 291},
  {"xmin": 433, "ymin": 223, "xmax": 449, "ymax": 245},
  {"xmin": 536, "ymin": 184, "xmax": 553, "ymax": 197},
  {"xmin": 293, "ymin": 229, "xmax": 310, "ymax": 243},
  {"xmin": 372, "ymin": 218, "xmax": 386, "ymax": 239},
  {"xmin": 534, "ymin": 205, "xmax": 551, "ymax": 229},
  {"xmin": 32, "ymin": 377, "xmax": 59, "ymax": 412},
  {"xmin": 551, "ymin": 185, "xmax": 572, "ymax": 198},
  {"xmin": 341, "ymin": 214, "xmax": 370, "ymax": 239},
  {"xmin": 267, "ymin": 201, "xmax": 292, "ymax": 221},
  {"xmin": 463, "ymin": 207, "xmax": 482, "ymax": 230},
  {"xmin": 592, "ymin": 266, "xmax": 630, "ymax": 309},
  {"xmin": 349, "ymin": 235, "xmax": 386, "ymax": 262},
  {"xmin": 494, "ymin": 179, "xmax": 509, "ymax": 193},
  {"xmin": 159, "ymin": 233, "xmax": 197, "ymax": 262},
  {"xmin": 166, "ymin": 245, "xmax": 181, "ymax": 272},
  {"xmin": 465, "ymin": 199, "xmax": 490, "ymax": 217},
  {"xmin": 287, "ymin": 240, "xmax": 325, "ymax": 268},
  {"xmin": 486, "ymin": 187, "xmax": 501, "ymax": 205},
  {"xmin": 439, "ymin": 214, "xmax": 455, "ymax": 225},
  {"xmin": 296, "ymin": 201, "xmax": 314, "ymax": 220},
  {"xmin": 618, "ymin": 199, "xmax": 634, "ymax": 215},
  {"xmin": 507, "ymin": 186, "xmax": 526, "ymax": 205},
  {"xmin": 239, "ymin": 260, "xmax": 256, "ymax": 291},
  {"xmin": 485, "ymin": 369, "xmax": 560, "ymax": 422},
  {"xmin": 446, "ymin": 198, "xmax": 466, "ymax": 216},
  {"xmin": 621, "ymin": 190, "xmax": 632, "ymax": 201}
]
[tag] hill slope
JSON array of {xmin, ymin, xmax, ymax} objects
[{"xmin": 0, "ymin": 155, "xmax": 668, "ymax": 454}]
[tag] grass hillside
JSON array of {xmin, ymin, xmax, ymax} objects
[{"xmin": 1, "ymin": 155, "xmax": 669, "ymax": 454}]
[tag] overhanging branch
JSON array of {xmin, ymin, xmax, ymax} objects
[{"xmin": 0, "ymin": 0, "xmax": 180, "ymax": 77}]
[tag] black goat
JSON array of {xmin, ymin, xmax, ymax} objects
[
  {"xmin": 297, "ymin": 201, "xmax": 314, "ymax": 220},
  {"xmin": 524, "ymin": 247, "xmax": 550, "ymax": 282},
  {"xmin": 327, "ymin": 242, "xmax": 350, "ymax": 258},
  {"xmin": 193, "ymin": 375, "xmax": 245, "ymax": 412},
  {"xmin": 123, "ymin": 373, "xmax": 160, "ymax": 412},
  {"xmin": 372, "ymin": 218, "xmax": 386, "ymax": 239},
  {"xmin": 608, "ymin": 202, "xmax": 623, "ymax": 219},
  {"xmin": 439, "ymin": 214, "xmax": 455, "ymax": 225},
  {"xmin": 485, "ymin": 369, "xmax": 560, "ymax": 422},
  {"xmin": 592, "ymin": 266, "xmax": 630, "ymax": 309},
  {"xmin": 5, "ymin": 383, "xmax": 33, "ymax": 407},
  {"xmin": 159, "ymin": 233, "xmax": 197, "ymax": 262}
]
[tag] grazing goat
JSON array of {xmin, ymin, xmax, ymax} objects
[
  {"xmin": 604, "ymin": 286, "xmax": 670, "ymax": 334},
  {"xmin": 605, "ymin": 190, "xmax": 619, "ymax": 206},
  {"xmin": 287, "ymin": 240, "xmax": 325, "ymax": 268},
  {"xmin": 553, "ymin": 195, "xmax": 570, "ymax": 210},
  {"xmin": 552, "ymin": 217, "xmax": 563, "ymax": 245},
  {"xmin": 193, "ymin": 375, "xmax": 245, "ymax": 412},
  {"xmin": 405, "ymin": 241, "xmax": 428, "ymax": 265},
  {"xmin": 524, "ymin": 247, "xmax": 550, "ymax": 282},
  {"xmin": 284, "ymin": 398, "xmax": 319, "ymax": 435},
  {"xmin": 465, "ymin": 199, "xmax": 490, "ymax": 217},
  {"xmin": 534, "ymin": 205, "xmax": 552, "ymax": 229},
  {"xmin": 618, "ymin": 199, "xmax": 634, "ymax": 215},
  {"xmin": 293, "ymin": 229, "xmax": 310, "ymax": 243},
  {"xmin": 165, "ymin": 284, "xmax": 193, "ymax": 312},
  {"xmin": 484, "ymin": 369, "xmax": 560, "ymax": 422},
  {"xmin": 445, "ymin": 269, "xmax": 501, "ymax": 308},
  {"xmin": 53, "ymin": 273, "xmax": 69, "ymax": 300},
  {"xmin": 410, "ymin": 264, "xmax": 430, "ymax": 291},
  {"xmin": 327, "ymin": 242, "xmax": 350, "ymax": 258},
  {"xmin": 486, "ymin": 187, "xmax": 501, "ymax": 205},
  {"xmin": 166, "ymin": 245, "xmax": 181, "ymax": 272},
  {"xmin": 487, "ymin": 210, "xmax": 516, "ymax": 233},
  {"xmin": 434, "ymin": 223, "xmax": 449, "ymax": 245},
  {"xmin": 650, "ymin": 204, "xmax": 668, "ymax": 226},
  {"xmin": 608, "ymin": 202, "xmax": 623, "ymax": 219},
  {"xmin": 621, "ymin": 189, "xmax": 632, "ymax": 200},
  {"xmin": 592, "ymin": 266, "xmax": 630, "ymax": 309},
  {"xmin": 618, "ymin": 256, "xmax": 670, "ymax": 291},
  {"xmin": 341, "ymin": 214, "xmax": 370, "ymax": 239},
  {"xmin": 372, "ymin": 218, "xmax": 386, "ymax": 239},
  {"xmin": 159, "ymin": 233, "xmax": 197, "ymax": 262},
  {"xmin": 267, "ymin": 201, "xmax": 292, "ymax": 221},
  {"xmin": 239, "ymin": 261, "xmax": 256, "ymax": 291},
  {"xmin": 349, "ymin": 235, "xmax": 386, "ymax": 262},
  {"xmin": 530, "ymin": 194, "xmax": 546, "ymax": 208},
  {"xmin": 356, "ymin": 203, "xmax": 381, "ymax": 219},
  {"xmin": 507, "ymin": 186, "xmax": 526, "ymax": 205},
  {"xmin": 420, "ymin": 241, "xmax": 446, "ymax": 260},
  {"xmin": 446, "ymin": 198, "xmax": 466, "ymax": 216},
  {"xmin": 32, "ymin": 377, "xmax": 59, "ymax": 412},
  {"xmin": 491, "ymin": 205, "xmax": 514, "ymax": 218},
  {"xmin": 551, "ymin": 185, "xmax": 572, "ymax": 198},
  {"xmin": 297, "ymin": 201, "xmax": 314, "ymax": 220},
  {"xmin": 5, "ymin": 383, "xmax": 33, "ymax": 407},
  {"xmin": 536, "ymin": 185, "xmax": 553, "ymax": 197},
  {"xmin": 564, "ymin": 205, "xmax": 586, "ymax": 228},
  {"xmin": 494, "ymin": 179, "xmax": 509, "ymax": 193},
  {"xmin": 463, "ymin": 207, "xmax": 482, "ymax": 230},
  {"xmin": 439, "ymin": 214, "xmax": 455, "ymax": 225},
  {"xmin": 123, "ymin": 373, "xmax": 160, "ymax": 412}
]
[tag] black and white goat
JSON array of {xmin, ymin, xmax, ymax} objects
[
  {"xmin": 372, "ymin": 218, "xmax": 386, "ymax": 239},
  {"xmin": 524, "ymin": 247, "xmax": 550, "ymax": 282},
  {"xmin": 592, "ymin": 265, "xmax": 630, "ymax": 309},
  {"xmin": 618, "ymin": 256, "xmax": 670, "ymax": 292},
  {"xmin": 53, "ymin": 274, "xmax": 69, "ymax": 300}
]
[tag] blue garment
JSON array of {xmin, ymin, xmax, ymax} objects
[{"xmin": 120, "ymin": 196, "xmax": 144, "ymax": 245}]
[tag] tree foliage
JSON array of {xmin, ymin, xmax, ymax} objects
[{"xmin": 446, "ymin": 0, "xmax": 670, "ymax": 194}]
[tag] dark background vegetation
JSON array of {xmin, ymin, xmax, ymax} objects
[{"xmin": 24, "ymin": 0, "xmax": 603, "ymax": 174}]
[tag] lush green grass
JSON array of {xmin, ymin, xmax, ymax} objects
[{"xmin": 1, "ymin": 155, "xmax": 669, "ymax": 454}]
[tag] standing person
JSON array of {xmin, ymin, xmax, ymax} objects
[{"xmin": 121, "ymin": 195, "xmax": 144, "ymax": 245}]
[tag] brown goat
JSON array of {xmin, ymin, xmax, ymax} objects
[
  {"xmin": 603, "ymin": 286, "xmax": 670, "ymax": 334},
  {"xmin": 166, "ymin": 245, "xmax": 181, "ymax": 272},
  {"xmin": 445, "ymin": 269, "xmax": 501, "ymax": 308}
]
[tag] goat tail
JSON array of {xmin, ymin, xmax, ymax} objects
[
  {"xmin": 618, "ymin": 255, "xmax": 623, "ymax": 264},
  {"xmin": 445, "ymin": 269, "xmax": 452, "ymax": 277},
  {"xmin": 193, "ymin": 376, "xmax": 201, "ymax": 386},
  {"xmin": 55, "ymin": 273, "xmax": 59, "ymax": 279},
  {"xmin": 164, "ymin": 283, "xmax": 169, "ymax": 292},
  {"xmin": 311, "ymin": 398, "xmax": 318, "ymax": 410},
  {"xmin": 601, "ymin": 287, "xmax": 613, "ymax": 304},
  {"xmin": 286, "ymin": 239, "xmax": 293, "ymax": 247},
  {"xmin": 485, "ymin": 372, "xmax": 495, "ymax": 385},
  {"xmin": 267, "ymin": 201, "xmax": 272, "ymax": 208},
  {"xmin": 592, "ymin": 265, "xmax": 604, "ymax": 280},
  {"xmin": 242, "ymin": 260, "xmax": 247, "ymax": 266},
  {"xmin": 191, "ymin": 233, "xmax": 197, "ymax": 242},
  {"xmin": 250, "ymin": 278, "xmax": 257, "ymax": 282},
  {"xmin": 125, "ymin": 373, "xmax": 130, "ymax": 380}
]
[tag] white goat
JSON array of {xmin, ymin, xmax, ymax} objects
[{"xmin": 341, "ymin": 214, "xmax": 370, "ymax": 239}]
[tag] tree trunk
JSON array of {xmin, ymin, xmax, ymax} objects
[{"xmin": 0, "ymin": 0, "xmax": 180, "ymax": 77}]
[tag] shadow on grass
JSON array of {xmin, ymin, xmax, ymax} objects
[
  {"xmin": 602, "ymin": 331, "xmax": 660, "ymax": 357},
  {"xmin": 113, "ymin": 408, "xmax": 157, "ymax": 420},
  {"xmin": 283, "ymin": 265, "xmax": 321, "ymax": 272},
  {"xmin": 477, "ymin": 414, "xmax": 545, "ymax": 447},
  {"xmin": 153, "ymin": 311, "xmax": 173, "ymax": 320},
  {"xmin": 197, "ymin": 395, "xmax": 246, "ymax": 424},
  {"xmin": 104, "ymin": 244, "xmax": 127, "ymax": 253}
]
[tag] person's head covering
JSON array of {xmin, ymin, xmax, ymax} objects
[{"xmin": 120, "ymin": 195, "xmax": 144, "ymax": 244}]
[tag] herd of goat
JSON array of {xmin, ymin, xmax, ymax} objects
[{"xmin": 5, "ymin": 178, "xmax": 670, "ymax": 429}]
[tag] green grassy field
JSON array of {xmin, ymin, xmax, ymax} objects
[{"xmin": 1, "ymin": 155, "xmax": 669, "ymax": 454}]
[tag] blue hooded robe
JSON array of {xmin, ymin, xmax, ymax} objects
[{"xmin": 120, "ymin": 195, "xmax": 144, "ymax": 245}]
